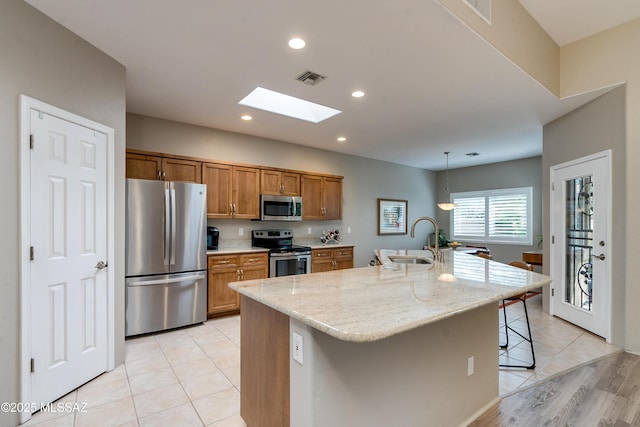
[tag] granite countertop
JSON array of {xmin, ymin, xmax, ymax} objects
[
  {"xmin": 229, "ymin": 249, "xmax": 552, "ymax": 343},
  {"xmin": 206, "ymin": 247, "xmax": 269, "ymax": 255}
]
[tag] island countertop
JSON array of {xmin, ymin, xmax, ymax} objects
[{"xmin": 229, "ymin": 249, "xmax": 551, "ymax": 343}]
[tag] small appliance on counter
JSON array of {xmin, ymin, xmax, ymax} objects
[
  {"xmin": 252, "ymin": 229, "xmax": 311, "ymax": 277},
  {"xmin": 207, "ymin": 226, "xmax": 219, "ymax": 250}
]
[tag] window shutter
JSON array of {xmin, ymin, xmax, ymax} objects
[{"xmin": 452, "ymin": 196, "xmax": 485, "ymax": 238}]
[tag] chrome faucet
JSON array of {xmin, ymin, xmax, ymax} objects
[{"xmin": 410, "ymin": 216, "xmax": 442, "ymax": 262}]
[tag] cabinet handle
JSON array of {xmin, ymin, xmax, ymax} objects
[
  {"xmin": 218, "ymin": 260, "xmax": 230, "ymax": 264},
  {"xmin": 332, "ymin": 260, "xmax": 337, "ymax": 269},
  {"xmin": 247, "ymin": 258, "xmax": 260, "ymax": 263},
  {"xmin": 162, "ymin": 170, "xmax": 166, "ymax": 180},
  {"xmin": 317, "ymin": 253, "xmax": 328, "ymax": 257},
  {"xmin": 157, "ymin": 170, "xmax": 162, "ymax": 180},
  {"xmin": 229, "ymin": 203, "xmax": 233, "ymax": 215}
]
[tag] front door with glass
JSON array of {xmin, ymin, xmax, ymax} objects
[{"xmin": 551, "ymin": 152, "xmax": 610, "ymax": 339}]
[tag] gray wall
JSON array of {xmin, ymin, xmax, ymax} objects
[
  {"xmin": 435, "ymin": 157, "xmax": 543, "ymax": 265},
  {"xmin": 127, "ymin": 113, "xmax": 437, "ymax": 267},
  {"xmin": 542, "ymin": 86, "xmax": 626, "ymax": 346},
  {"xmin": 0, "ymin": 2, "xmax": 126, "ymax": 425}
]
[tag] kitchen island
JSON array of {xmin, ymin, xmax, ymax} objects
[{"xmin": 229, "ymin": 250, "xmax": 551, "ymax": 427}]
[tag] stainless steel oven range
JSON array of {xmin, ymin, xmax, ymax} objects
[{"xmin": 251, "ymin": 229, "xmax": 311, "ymax": 277}]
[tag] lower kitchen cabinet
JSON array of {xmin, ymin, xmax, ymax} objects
[
  {"xmin": 311, "ymin": 246, "xmax": 354, "ymax": 273},
  {"xmin": 207, "ymin": 252, "xmax": 268, "ymax": 317}
]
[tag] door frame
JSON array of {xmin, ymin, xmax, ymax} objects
[
  {"xmin": 18, "ymin": 95, "xmax": 115, "ymax": 423},
  {"xmin": 549, "ymin": 149, "xmax": 612, "ymax": 342}
]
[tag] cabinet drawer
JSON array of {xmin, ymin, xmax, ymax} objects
[
  {"xmin": 333, "ymin": 248, "xmax": 353, "ymax": 259},
  {"xmin": 240, "ymin": 253, "xmax": 268, "ymax": 266},
  {"xmin": 313, "ymin": 249, "xmax": 333, "ymax": 259},
  {"xmin": 208, "ymin": 255, "xmax": 239, "ymax": 269}
]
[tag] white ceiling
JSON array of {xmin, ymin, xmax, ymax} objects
[{"xmin": 24, "ymin": 0, "xmax": 638, "ymax": 170}]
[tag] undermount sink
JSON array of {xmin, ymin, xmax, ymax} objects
[{"xmin": 388, "ymin": 255, "xmax": 432, "ymax": 264}]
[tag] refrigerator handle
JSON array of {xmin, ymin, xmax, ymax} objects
[
  {"xmin": 164, "ymin": 187, "xmax": 171, "ymax": 265},
  {"xmin": 170, "ymin": 186, "xmax": 177, "ymax": 265},
  {"xmin": 127, "ymin": 272, "xmax": 206, "ymax": 287}
]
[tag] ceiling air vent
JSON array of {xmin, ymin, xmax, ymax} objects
[
  {"xmin": 296, "ymin": 70, "xmax": 327, "ymax": 86},
  {"xmin": 463, "ymin": 0, "xmax": 491, "ymax": 24}
]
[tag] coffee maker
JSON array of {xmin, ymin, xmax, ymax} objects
[{"xmin": 207, "ymin": 226, "xmax": 219, "ymax": 250}]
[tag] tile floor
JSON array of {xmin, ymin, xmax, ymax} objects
[{"xmin": 23, "ymin": 295, "xmax": 620, "ymax": 426}]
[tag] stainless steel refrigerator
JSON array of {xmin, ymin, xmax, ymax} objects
[{"xmin": 125, "ymin": 178, "xmax": 207, "ymax": 336}]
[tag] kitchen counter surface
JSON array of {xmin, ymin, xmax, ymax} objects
[
  {"xmin": 206, "ymin": 247, "xmax": 269, "ymax": 255},
  {"xmin": 229, "ymin": 249, "xmax": 551, "ymax": 343}
]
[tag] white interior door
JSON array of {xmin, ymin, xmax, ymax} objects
[
  {"xmin": 550, "ymin": 152, "xmax": 611, "ymax": 339},
  {"xmin": 27, "ymin": 107, "xmax": 110, "ymax": 406}
]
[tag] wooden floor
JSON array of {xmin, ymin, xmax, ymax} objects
[{"xmin": 470, "ymin": 351, "xmax": 640, "ymax": 426}]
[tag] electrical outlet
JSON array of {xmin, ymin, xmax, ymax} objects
[
  {"xmin": 307, "ymin": 227, "xmax": 312, "ymax": 234},
  {"xmin": 347, "ymin": 226, "xmax": 352, "ymax": 234},
  {"xmin": 467, "ymin": 356, "xmax": 474, "ymax": 376},
  {"xmin": 293, "ymin": 332, "xmax": 304, "ymax": 365},
  {"xmin": 238, "ymin": 227, "xmax": 244, "ymax": 236}
]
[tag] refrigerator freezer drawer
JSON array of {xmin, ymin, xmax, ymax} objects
[{"xmin": 125, "ymin": 271, "xmax": 207, "ymax": 336}]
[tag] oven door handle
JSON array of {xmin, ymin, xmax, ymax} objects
[{"xmin": 270, "ymin": 252, "xmax": 311, "ymax": 258}]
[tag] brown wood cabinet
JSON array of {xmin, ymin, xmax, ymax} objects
[
  {"xmin": 207, "ymin": 252, "xmax": 268, "ymax": 317},
  {"xmin": 126, "ymin": 151, "xmax": 202, "ymax": 183},
  {"xmin": 261, "ymin": 170, "xmax": 300, "ymax": 196},
  {"xmin": 301, "ymin": 174, "xmax": 342, "ymax": 220},
  {"xmin": 202, "ymin": 163, "xmax": 260, "ymax": 219},
  {"xmin": 311, "ymin": 246, "xmax": 354, "ymax": 273}
]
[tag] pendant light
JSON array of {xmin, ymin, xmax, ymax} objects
[{"xmin": 437, "ymin": 151, "xmax": 457, "ymax": 211}]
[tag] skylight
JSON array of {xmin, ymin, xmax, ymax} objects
[{"xmin": 238, "ymin": 87, "xmax": 341, "ymax": 123}]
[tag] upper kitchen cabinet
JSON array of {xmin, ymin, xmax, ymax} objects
[
  {"xmin": 126, "ymin": 152, "xmax": 162, "ymax": 180},
  {"xmin": 301, "ymin": 174, "xmax": 343, "ymax": 220},
  {"xmin": 126, "ymin": 150, "xmax": 202, "ymax": 183},
  {"xmin": 261, "ymin": 169, "xmax": 300, "ymax": 196},
  {"xmin": 203, "ymin": 163, "xmax": 260, "ymax": 219}
]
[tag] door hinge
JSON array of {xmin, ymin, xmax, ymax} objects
[
  {"xmin": 551, "ymin": 235, "xmax": 555, "ymax": 244},
  {"xmin": 552, "ymin": 182, "xmax": 555, "ymax": 191},
  {"xmin": 30, "ymin": 246, "xmax": 34, "ymax": 261},
  {"xmin": 29, "ymin": 134, "xmax": 34, "ymax": 150},
  {"xmin": 551, "ymin": 288, "xmax": 555, "ymax": 297},
  {"xmin": 30, "ymin": 358, "xmax": 34, "ymax": 373}
]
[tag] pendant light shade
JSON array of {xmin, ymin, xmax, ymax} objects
[{"xmin": 438, "ymin": 151, "xmax": 457, "ymax": 211}]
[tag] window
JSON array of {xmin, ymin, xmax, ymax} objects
[{"xmin": 451, "ymin": 187, "xmax": 532, "ymax": 245}]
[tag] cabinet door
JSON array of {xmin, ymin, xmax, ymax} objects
[
  {"xmin": 281, "ymin": 172, "xmax": 300, "ymax": 196},
  {"xmin": 162, "ymin": 157, "xmax": 202, "ymax": 183},
  {"xmin": 233, "ymin": 166, "xmax": 260, "ymax": 219},
  {"xmin": 241, "ymin": 264, "xmax": 268, "ymax": 281},
  {"xmin": 208, "ymin": 267, "xmax": 240, "ymax": 316},
  {"xmin": 334, "ymin": 247, "xmax": 354, "ymax": 270},
  {"xmin": 126, "ymin": 152, "xmax": 161, "ymax": 180},
  {"xmin": 323, "ymin": 177, "xmax": 342, "ymax": 219},
  {"xmin": 260, "ymin": 170, "xmax": 283, "ymax": 195},
  {"xmin": 311, "ymin": 249, "xmax": 334, "ymax": 273},
  {"xmin": 301, "ymin": 175, "xmax": 323, "ymax": 220},
  {"xmin": 203, "ymin": 163, "xmax": 233, "ymax": 218}
]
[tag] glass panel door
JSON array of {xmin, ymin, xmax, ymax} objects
[{"xmin": 551, "ymin": 152, "xmax": 610, "ymax": 339}]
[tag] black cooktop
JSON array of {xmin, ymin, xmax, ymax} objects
[{"xmin": 252, "ymin": 229, "xmax": 311, "ymax": 253}]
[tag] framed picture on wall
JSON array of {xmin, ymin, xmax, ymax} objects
[{"xmin": 377, "ymin": 199, "xmax": 408, "ymax": 235}]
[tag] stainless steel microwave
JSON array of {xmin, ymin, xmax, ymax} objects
[{"xmin": 261, "ymin": 195, "xmax": 303, "ymax": 221}]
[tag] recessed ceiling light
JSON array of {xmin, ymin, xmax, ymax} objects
[
  {"xmin": 288, "ymin": 38, "xmax": 306, "ymax": 49},
  {"xmin": 337, "ymin": 137, "xmax": 347, "ymax": 142},
  {"xmin": 241, "ymin": 115, "xmax": 252, "ymax": 121},
  {"xmin": 351, "ymin": 90, "xmax": 365, "ymax": 98},
  {"xmin": 239, "ymin": 87, "xmax": 341, "ymax": 123}
]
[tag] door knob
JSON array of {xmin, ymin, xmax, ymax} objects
[
  {"xmin": 95, "ymin": 261, "xmax": 108, "ymax": 270},
  {"xmin": 592, "ymin": 254, "xmax": 605, "ymax": 261}
]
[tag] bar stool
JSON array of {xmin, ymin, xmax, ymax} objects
[{"xmin": 499, "ymin": 261, "xmax": 536, "ymax": 369}]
